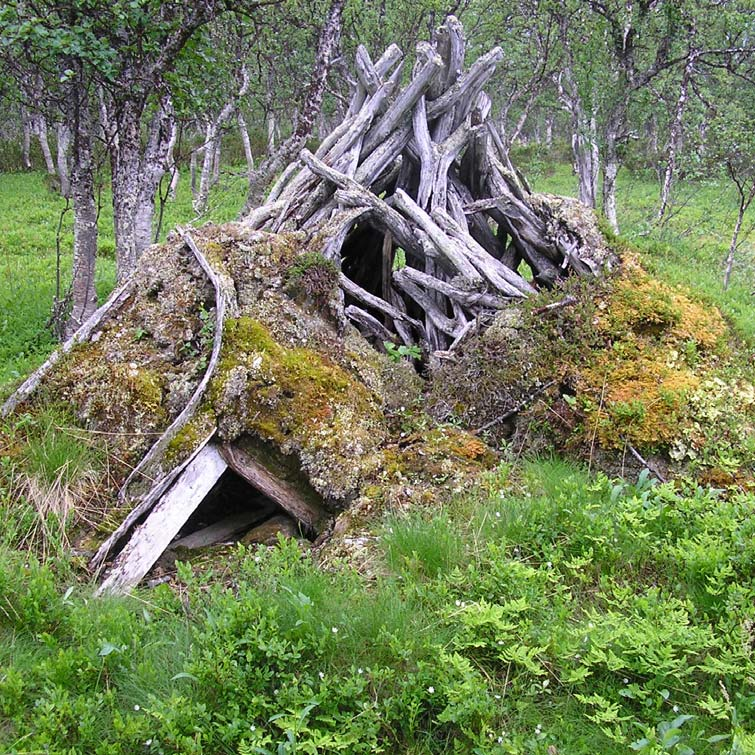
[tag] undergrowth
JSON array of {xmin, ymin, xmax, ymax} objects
[{"xmin": 1, "ymin": 459, "xmax": 754, "ymax": 753}]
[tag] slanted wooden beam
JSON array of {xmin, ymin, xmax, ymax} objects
[
  {"xmin": 97, "ymin": 444, "xmax": 228, "ymax": 595},
  {"xmin": 220, "ymin": 444, "xmax": 329, "ymax": 532}
]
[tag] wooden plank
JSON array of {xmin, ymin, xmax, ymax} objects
[
  {"xmin": 172, "ymin": 508, "xmax": 275, "ymax": 550},
  {"xmin": 220, "ymin": 444, "xmax": 328, "ymax": 532},
  {"xmin": 97, "ymin": 444, "xmax": 228, "ymax": 595}
]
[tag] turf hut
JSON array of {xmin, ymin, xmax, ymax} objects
[{"xmin": 1, "ymin": 17, "xmax": 624, "ymax": 592}]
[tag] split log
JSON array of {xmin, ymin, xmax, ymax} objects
[
  {"xmin": 220, "ymin": 444, "xmax": 328, "ymax": 531},
  {"xmin": 172, "ymin": 508, "xmax": 276, "ymax": 550}
]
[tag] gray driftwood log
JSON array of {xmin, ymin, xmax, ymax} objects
[{"xmin": 242, "ymin": 15, "xmax": 615, "ymax": 353}]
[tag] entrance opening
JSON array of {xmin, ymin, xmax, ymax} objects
[{"xmin": 172, "ymin": 468, "xmax": 287, "ymax": 550}]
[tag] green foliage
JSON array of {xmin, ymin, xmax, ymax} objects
[
  {"xmin": 384, "ymin": 341, "xmax": 422, "ymax": 362},
  {"xmin": 1, "ymin": 460, "xmax": 754, "ymax": 753}
]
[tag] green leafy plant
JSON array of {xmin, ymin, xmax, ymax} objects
[{"xmin": 383, "ymin": 341, "xmax": 421, "ymax": 362}]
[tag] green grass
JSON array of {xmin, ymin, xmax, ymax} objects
[
  {"xmin": 2, "ymin": 151, "xmax": 755, "ymax": 753},
  {"xmin": 1, "ymin": 460, "xmax": 754, "ymax": 753}
]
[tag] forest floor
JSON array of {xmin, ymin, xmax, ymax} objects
[{"xmin": 0, "ymin": 161, "xmax": 754, "ymax": 754}]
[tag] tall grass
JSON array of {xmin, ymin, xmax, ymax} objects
[{"xmin": 0, "ymin": 165, "xmax": 247, "ymax": 390}]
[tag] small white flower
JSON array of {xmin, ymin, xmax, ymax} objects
[
  {"xmin": 546, "ymin": 561, "xmax": 552, "ymax": 569},
  {"xmin": 357, "ymin": 668, "xmax": 364, "ymax": 674},
  {"xmin": 134, "ymin": 705, "xmax": 140, "ymax": 711},
  {"xmin": 145, "ymin": 740, "xmax": 152, "ymax": 747},
  {"xmin": 250, "ymin": 725, "xmax": 256, "ymax": 732},
  {"xmin": 498, "ymin": 640, "xmax": 504, "ymax": 645},
  {"xmin": 331, "ymin": 626, "xmax": 339, "ymax": 633},
  {"xmin": 495, "ymin": 511, "xmax": 501, "ymax": 518},
  {"xmin": 494, "ymin": 694, "xmax": 501, "ymax": 700},
  {"xmin": 319, "ymin": 671, "xmax": 325, "ymax": 679},
  {"xmin": 623, "ymin": 677, "xmax": 629, "ymax": 684},
  {"xmin": 427, "ymin": 686, "xmax": 435, "ymax": 694},
  {"xmin": 673, "ymin": 705, "xmax": 679, "ymax": 713},
  {"xmin": 455, "ymin": 600, "xmax": 461, "ymax": 607},
  {"xmin": 498, "ymin": 736, "xmax": 503, "ymax": 743}
]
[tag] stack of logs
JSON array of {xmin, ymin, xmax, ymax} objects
[{"xmin": 244, "ymin": 16, "xmax": 611, "ymax": 354}]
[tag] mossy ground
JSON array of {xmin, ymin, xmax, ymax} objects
[
  {"xmin": 3, "ymin": 224, "xmax": 495, "ymax": 555},
  {"xmin": 430, "ymin": 250, "xmax": 755, "ymax": 486}
]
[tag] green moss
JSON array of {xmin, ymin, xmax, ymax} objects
[
  {"xmin": 164, "ymin": 409, "xmax": 216, "ymax": 467},
  {"xmin": 210, "ymin": 317, "xmax": 385, "ymax": 500}
]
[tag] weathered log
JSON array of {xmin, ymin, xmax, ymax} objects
[
  {"xmin": 340, "ymin": 272, "xmax": 426, "ymax": 341},
  {"xmin": 172, "ymin": 508, "xmax": 276, "ymax": 550},
  {"xmin": 362, "ymin": 43, "xmax": 443, "ymax": 155},
  {"xmin": 394, "ymin": 266, "xmax": 510, "ymax": 309},
  {"xmin": 97, "ymin": 443, "xmax": 229, "ymax": 595},
  {"xmin": 118, "ymin": 230, "xmax": 234, "ymax": 501},
  {"xmin": 344, "ymin": 305, "xmax": 394, "ymax": 342},
  {"xmin": 392, "ymin": 189, "xmax": 482, "ymax": 283},
  {"xmin": 220, "ymin": 444, "xmax": 328, "ymax": 531},
  {"xmin": 90, "ymin": 430, "xmax": 216, "ymax": 571}
]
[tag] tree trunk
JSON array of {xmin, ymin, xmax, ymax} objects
[
  {"xmin": 723, "ymin": 181, "xmax": 754, "ymax": 290},
  {"xmin": 266, "ymin": 109, "xmax": 276, "ymax": 154},
  {"xmin": 65, "ymin": 76, "xmax": 98, "ymax": 338},
  {"xmin": 110, "ymin": 96, "xmax": 174, "ymax": 280},
  {"xmin": 134, "ymin": 96, "xmax": 175, "ymax": 254},
  {"xmin": 56, "ymin": 122, "xmax": 72, "ymax": 198},
  {"xmin": 657, "ymin": 53, "xmax": 695, "ymax": 222},
  {"xmin": 559, "ymin": 70, "xmax": 599, "ymax": 209},
  {"xmin": 34, "ymin": 114, "xmax": 57, "ymax": 176},
  {"xmin": 545, "ymin": 112, "xmax": 554, "ymax": 148},
  {"xmin": 109, "ymin": 102, "xmax": 143, "ymax": 280},
  {"xmin": 602, "ymin": 126, "xmax": 620, "ymax": 233},
  {"xmin": 212, "ymin": 132, "xmax": 222, "ymax": 184},
  {"xmin": 194, "ymin": 122, "xmax": 216, "ymax": 214},
  {"xmin": 190, "ymin": 145, "xmax": 199, "ymax": 196},
  {"xmin": 238, "ymin": 111, "xmax": 255, "ymax": 191},
  {"xmin": 21, "ymin": 110, "xmax": 32, "ymax": 170},
  {"xmin": 165, "ymin": 120, "xmax": 180, "ymax": 200}
]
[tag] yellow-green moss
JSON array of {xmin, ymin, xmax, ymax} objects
[{"xmin": 210, "ymin": 317, "xmax": 386, "ymax": 500}]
